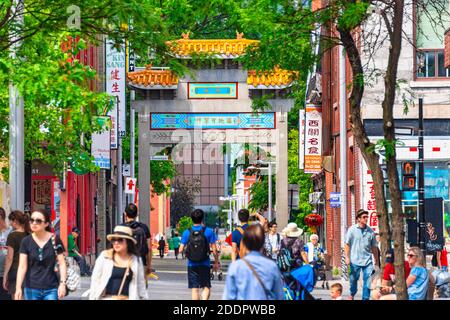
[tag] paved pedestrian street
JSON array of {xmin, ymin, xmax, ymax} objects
[{"xmin": 63, "ymin": 254, "xmax": 361, "ymax": 301}]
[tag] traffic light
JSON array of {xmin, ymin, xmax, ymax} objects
[
  {"xmin": 402, "ymin": 176, "xmax": 416, "ymax": 190},
  {"xmin": 402, "ymin": 162, "xmax": 416, "ymax": 176},
  {"xmin": 401, "ymin": 161, "xmax": 416, "ymax": 191}
]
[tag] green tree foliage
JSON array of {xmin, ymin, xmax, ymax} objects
[
  {"xmin": 204, "ymin": 210, "xmax": 219, "ymax": 228},
  {"xmin": 0, "ymin": 1, "xmax": 168, "ymax": 57},
  {"xmin": 217, "ymin": 200, "xmax": 232, "ymax": 228},
  {"xmin": 170, "ymin": 177, "xmax": 201, "ymax": 226},
  {"xmin": 248, "ymin": 175, "xmax": 276, "ymax": 213},
  {"xmin": 177, "ymin": 215, "xmax": 193, "ymax": 235},
  {"xmin": 288, "ymin": 129, "xmax": 312, "ymax": 222},
  {"xmin": 151, "ymin": 160, "xmax": 178, "ymax": 195},
  {"xmin": 0, "ymin": 33, "xmax": 110, "ymax": 174}
]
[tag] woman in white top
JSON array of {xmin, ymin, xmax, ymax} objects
[{"xmin": 89, "ymin": 226, "xmax": 148, "ymax": 300}]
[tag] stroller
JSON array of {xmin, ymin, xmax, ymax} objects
[
  {"xmin": 210, "ymin": 240, "xmax": 224, "ymax": 281},
  {"xmin": 432, "ymin": 269, "xmax": 450, "ymax": 298},
  {"xmin": 312, "ymin": 254, "xmax": 331, "ymax": 290},
  {"xmin": 282, "ymin": 264, "xmax": 317, "ymax": 300}
]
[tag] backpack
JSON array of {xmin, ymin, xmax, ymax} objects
[
  {"xmin": 185, "ymin": 227, "xmax": 210, "ymax": 262},
  {"xmin": 126, "ymin": 221, "xmax": 148, "ymax": 257},
  {"xmin": 277, "ymin": 247, "xmax": 294, "ymax": 272}
]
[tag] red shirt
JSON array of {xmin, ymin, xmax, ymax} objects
[
  {"xmin": 383, "ymin": 261, "xmax": 411, "ymax": 281},
  {"xmin": 441, "ymin": 248, "xmax": 448, "ymax": 267}
]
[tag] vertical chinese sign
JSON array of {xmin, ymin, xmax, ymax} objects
[
  {"xmin": 304, "ymin": 105, "xmax": 322, "ymax": 174},
  {"xmin": 106, "ymin": 40, "xmax": 126, "ymax": 149},
  {"xmin": 362, "ymin": 162, "xmax": 379, "ymax": 233},
  {"xmin": 299, "ymin": 109, "xmax": 305, "ymax": 170}
]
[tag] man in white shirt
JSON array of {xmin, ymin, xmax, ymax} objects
[{"xmin": 265, "ymin": 221, "xmax": 281, "ymax": 260}]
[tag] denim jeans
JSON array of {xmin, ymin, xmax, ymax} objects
[
  {"xmin": 24, "ymin": 287, "xmax": 58, "ymax": 300},
  {"xmin": 74, "ymin": 255, "xmax": 90, "ymax": 275},
  {"xmin": 349, "ymin": 263, "xmax": 373, "ymax": 300}
]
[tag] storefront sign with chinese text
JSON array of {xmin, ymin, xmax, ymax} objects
[
  {"xmin": 304, "ymin": 105, "xmax": 322, "ymax": 174},
  {"xmin": 106, "ymin": 40, "xmax": 126, "ymax": 148},
  {"xmin": 299, "ymin": 109, "xmax": 305, "ymax": 170},
  {"xmin": 363, "ymin": 163, "xmax": 379, "ymax": 233},
  {"xmin": 188, "ymin": 83, "xmax": 238, "ymax": 99},
  {"xmin": 150, "ymin": 113, "xmax": 276, "ymax": 130}
]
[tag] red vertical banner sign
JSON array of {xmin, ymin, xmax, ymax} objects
[
  {"xmin": 304, "ymin": 105, "xmax": 322, "ymax": 174},
  {"xmin": 362, "ymin": 162, "xmax": 379, "ymax": 233}
]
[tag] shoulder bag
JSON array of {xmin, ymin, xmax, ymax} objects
[
  {"xmin": 241, "ymin": 257, "xmax": 271, "ymax": 299},
  {"xmin": 51, "ymin": 234, "xmax": 80, "ymax": 292},
  {"xmin": 110, "ymin": 258, "xmax": 132, "ymax": 300}
]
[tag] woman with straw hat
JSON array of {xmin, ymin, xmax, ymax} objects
[
  {"xmin": 280, "ymin": 223, "xmax": 308, "ymax": 269},
  {"xmin": 89, "ymin": 226, "xmax": 148, "ymax": 300}
]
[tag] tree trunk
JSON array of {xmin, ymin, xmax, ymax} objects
[
  {"xmin": 380, "ymin": 0, "xmax": 407, "ymax": 300},
  {"xmin": 338, "ymin": 28, "xmax": 391, "ymax": 269},
  {"xmin": 337, "ymin": 27, "xmax": 392, "ymax": 273}
]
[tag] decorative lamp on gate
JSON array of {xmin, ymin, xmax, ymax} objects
[{"xmin": 304, "ymin": 213, "xmax": 324, "ymax": 234}]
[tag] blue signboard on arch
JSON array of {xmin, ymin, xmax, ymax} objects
[
  {"xmin": 188, "ymin": 83, "xmax": 238, "ymax": 99},
  {"xmin": 150, "ymin": 113, "xmax": 276, "ymax": 130}
]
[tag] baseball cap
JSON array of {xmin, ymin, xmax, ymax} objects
[{"xmin": 72, "ymin": 227, "xmax": 80, "ymax": 233}]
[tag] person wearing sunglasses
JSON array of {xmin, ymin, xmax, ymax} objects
[
  {"xmin": 14, "ymin": 210, "xmax": 67, "ymax": 300},
  {"xmin": 88, "ymin": 225, "xmax": 148, "ymax": 300},
  {"xmin": 344, "ymin": 209, "xmax": 380, "ymax": 300},
  {"xmin": 380, "ymin": 247, "xmax": 430, "ymax": 300}
]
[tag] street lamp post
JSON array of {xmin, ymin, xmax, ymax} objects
[
  {"xmin": 219, "ymin": 195, "xmax": 235, "ymax": 234},
  {"xmin": 268, "ymin": 162, "xmax": 272, "ymax": 222},
  {"xmin": 418, "ymin": 98, "xmax": 425, "ymax": 257}
]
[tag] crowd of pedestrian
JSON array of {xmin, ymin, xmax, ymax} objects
[{"xmin": 1, "ymin": 203, "xmax": 449, "ymax": 301}]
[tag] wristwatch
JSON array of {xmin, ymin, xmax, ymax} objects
[{"xmin": 60, "ymin": 280, "xmax": 66, "ymax": 285}]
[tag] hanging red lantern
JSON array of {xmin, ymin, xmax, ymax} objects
[{"xmin": 304, "ymin": 213, "xmax": 324, "ymax": 234}]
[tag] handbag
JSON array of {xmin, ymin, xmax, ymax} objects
[
  {"xmin": 51, "ymin": 234, "xmax": 80, "ymax": 292},
  {"xmin": 110, "ymin": 258, "xmax": 132, "ymax": 300}
]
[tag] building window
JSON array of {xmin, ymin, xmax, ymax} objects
[
  {"xmin": 417, "ymin": 50, "xmax": 449, "ymax": 78},
  {"xmin": 415, "ymin": 0, "xmax": 450, "ymax": 78}
]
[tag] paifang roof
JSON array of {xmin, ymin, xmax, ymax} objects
[
  {"xmin": 127, "ymin": 67, "xmax": 297, "ymax": 89},
  {"xmin": 127, "ymin": 34, "xmax": 297, "ymax": 89},
  {"xmin": 165, "ymin": 32, "xmax": 259, "ymax": 58},
  {"xmin": 127, "ymin": 67, "xmax": 179, "ymax": 89},
  {"xmin": 247, "ymin": 67, "xmax": 298, "ymax": 89}
]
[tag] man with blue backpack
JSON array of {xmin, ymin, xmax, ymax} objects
[{"xmin": 179, "ymin": 209, "xmax": 219, "ymax": 300}]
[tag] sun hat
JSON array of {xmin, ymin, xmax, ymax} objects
[
  {"xmin": 107, "ymin": 225, "xmax": 137, "ymax": 244},
  {"xmin": 284, "ymin": 222, "xmax": 303, "ymax": 238}
]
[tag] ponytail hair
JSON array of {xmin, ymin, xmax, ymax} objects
[{"xmin": 8, "ymin": 210, "xmax": 31, "ymax": 234}]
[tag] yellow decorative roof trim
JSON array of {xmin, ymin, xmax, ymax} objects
[
  {"xmin": 127, "ymin": 67, "xmax": 179, "ymax": 88},
  {"xmin": 247, "ymin": 67, "xmax": 298, "ymax": 88},
  {"xmin": 166, "ymin": 38, "xmax": 259, "ymax": 58}
]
